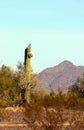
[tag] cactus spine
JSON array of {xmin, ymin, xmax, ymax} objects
[{"xmin": 25, "ymin": 44, "xmax": 33, "ymax": 103}]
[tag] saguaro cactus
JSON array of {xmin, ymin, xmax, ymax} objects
[{"xmin": 24, "ymin": 44, "xmax": 33, "ymax": 103}]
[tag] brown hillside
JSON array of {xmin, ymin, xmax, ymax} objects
[{"xmin": 38, "ymin": 61, "xmax": 84, "ymax": 93}]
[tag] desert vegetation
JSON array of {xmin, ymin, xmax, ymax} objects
[{"xmin": 0, "ymin": 63, "xmax": 84, "ymax": 130}]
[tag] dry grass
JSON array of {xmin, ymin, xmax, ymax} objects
[
  {"xmin": 0, "ymin": 92, "xmax": 84, "ymax": 130},
  {"xmin": 23, "ymin": 98, "xmax": 84, "ymax": 130}
]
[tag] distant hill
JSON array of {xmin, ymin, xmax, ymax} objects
[{"xmin": 38, "ymin": 61, "xmax": 84, "ymax": 93}]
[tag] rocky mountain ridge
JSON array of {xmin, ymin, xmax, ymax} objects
[{"xmin": 38, "ymin": 61, "xmax": 84, "ymax": 93}]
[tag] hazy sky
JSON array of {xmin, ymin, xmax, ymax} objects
[{"xmin": 0, "ymin": 0, "xmax": 84, "ymax": 73}]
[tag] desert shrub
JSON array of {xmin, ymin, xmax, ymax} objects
[
  {"xmin": 65, "ymin": 92, "xmax": 79, "ymax": 109},
  {"xmin": 0, "ymin": 65, "xmax": 21, "ymax": 107},
  {"xmin": 68, "ymin": 74, "xmax": 84, "ymax": 97},
  {"xmin": 78, "ymin": 98, "xmax": 84, "ymax": 110},
  {"xmin": 23, "ymin": 98, "xmax": 84, "ymax": 130}
]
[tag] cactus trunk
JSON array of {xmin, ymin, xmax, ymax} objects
[{"xmin": 25, "ymin": 44, "xmax": 33, "ymax": 103}]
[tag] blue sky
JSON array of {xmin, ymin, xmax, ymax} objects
[{"xmin": 0, "ymin": 0, "xmax": 84, "ymax": 73}]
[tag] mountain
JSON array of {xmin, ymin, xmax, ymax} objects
[{"xmin": 38, "ymin": 60, "xmax": 84, "ymax": 93}]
